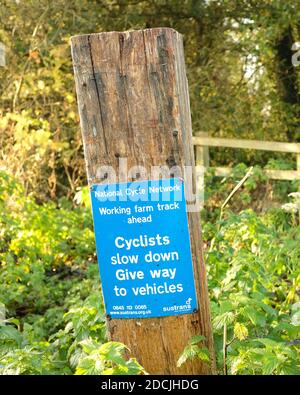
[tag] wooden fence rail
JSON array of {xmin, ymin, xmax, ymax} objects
[
  {"xmin": 193, "ymin": 135, "xmax": 300, "ymax": 154},
  {"xmin": 193, "ymin": 133, "xmax": 300, "ymax": 205}
]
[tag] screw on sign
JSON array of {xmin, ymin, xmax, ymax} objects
[{"xmin": 71, "ymin": 28, "xmax": 216, "ymax": 374}]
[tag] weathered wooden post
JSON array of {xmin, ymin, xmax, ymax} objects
[{"xmin": 71, "ymin": 28, "xmax": 215, "ymax": 375}]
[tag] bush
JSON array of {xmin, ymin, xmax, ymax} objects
[{"xmin": 0, "ymin": 170, "xmax": 299, "ymax": 374}]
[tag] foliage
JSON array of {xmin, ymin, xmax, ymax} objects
[
  {"xmin": 204, "ymin": 163, "xmax": 299, "ymax": 215},
  {"xmin": 177, "ymin": 169, "xmax": 300, "ymax": 374},
  {"xmin": 2, "ymin": 1, "xmax": 300, "ymax": 200},
  {"xmin": 203, "ymin": 176, "xmax": 300, "ymax": 374},
  {"xmin": 0, "ymin": 171, "xmax": 142, "ymax": 375},
  {"xmin": 0, "ymin": 170, "xmax": 95, "ymax": 317},
  {"xmin": 1, "ymin": 169, "xmax": 299, "ymax": 375},
  {"xmin": 177, "ymin": 335, "xmax": 210, "ymax": 367},
  {"xmin": 1, "ymin": 0, "xmax": 300, "ymax": 376},
  {"xmin": 75, "ymin": 341, "xmax": 145, "ymax": 375}
]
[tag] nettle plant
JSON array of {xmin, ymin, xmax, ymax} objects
[
  {"xmin": 173, "ymin": 188, "xmax": 300, "ymax": 375},
  {"xmin": 179, "ymin": 208, "xmax": 300, "ymax": 375},
  {"xmin": 204, "ymin": 196, "xmax": 300, "ymax": 374},
  {"xmin": 0, "ymin": 172, "xmax": 145, "ymax": 375},
  {"xmin": 179, "ymin": 169, "xmax": 300, "ymax": 375},
  {"xmin": 0, "ymin": 169, "xmax": 299, "ymax": 375}
]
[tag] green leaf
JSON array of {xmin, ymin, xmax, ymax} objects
[
  {"xmin": 189, "ymin": 335, "xmax": 206, "ymax": 345},
  {"xmin": 0, "ymin": 325, "xmax": 23, "ymax": 348},
  {"xmin": 99, "ymin": 342, "xmax": 128, "ymax": 365},
  {"xmin": 75, "ymin": 356, "xmax": 104, "ymax": 375},
  {"xmin": 262, "ymin": 354, "xmax": 279, "ymax": 375},
  {"xmin": 213, "ymin": 312, "xmax": 235, "ymax": 330},
  {"xmin": 242, "ymin": 306, "xmax": 266, "ymax": 326},
  {"xmin": 234, "ymin": 322, "xmax": 248, "ymax": 340},
  {"xmin": 177, "ymin": 336, "xmax": 210, "ymax": 368}
]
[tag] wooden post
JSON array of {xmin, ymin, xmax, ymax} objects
[
  {"xmin": 71, "ymin": 28, "xmax": 215, "ymax": 375},
  {"xmin": 195, "ymin": 132, "xmax": 210, "ymax": 208}
]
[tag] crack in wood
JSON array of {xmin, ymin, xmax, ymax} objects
[{"xmin": 87, "ymin": 35, "xmax": 109, "ymax": 156}]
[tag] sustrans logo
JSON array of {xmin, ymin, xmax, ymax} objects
[{"xmin": 162, "ymin": 299, "xmax": 194, "ymax": 313}]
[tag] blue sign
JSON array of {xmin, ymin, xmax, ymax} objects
[{"xmin": 90, "ymin": 178, "xmax": 198, "ymax": 319}]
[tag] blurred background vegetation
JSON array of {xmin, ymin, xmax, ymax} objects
[
  {"xmin": 2, "ymin": 0, "xmax": 300, "ymax": 200},
  {"xmin": 0, "ymin": 0, "xmax": 299, "ymax": 375}
]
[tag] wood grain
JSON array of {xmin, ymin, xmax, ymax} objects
[{"xmin": 71, "ymin": 28, "xmax": 215, "ymax": 375}]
